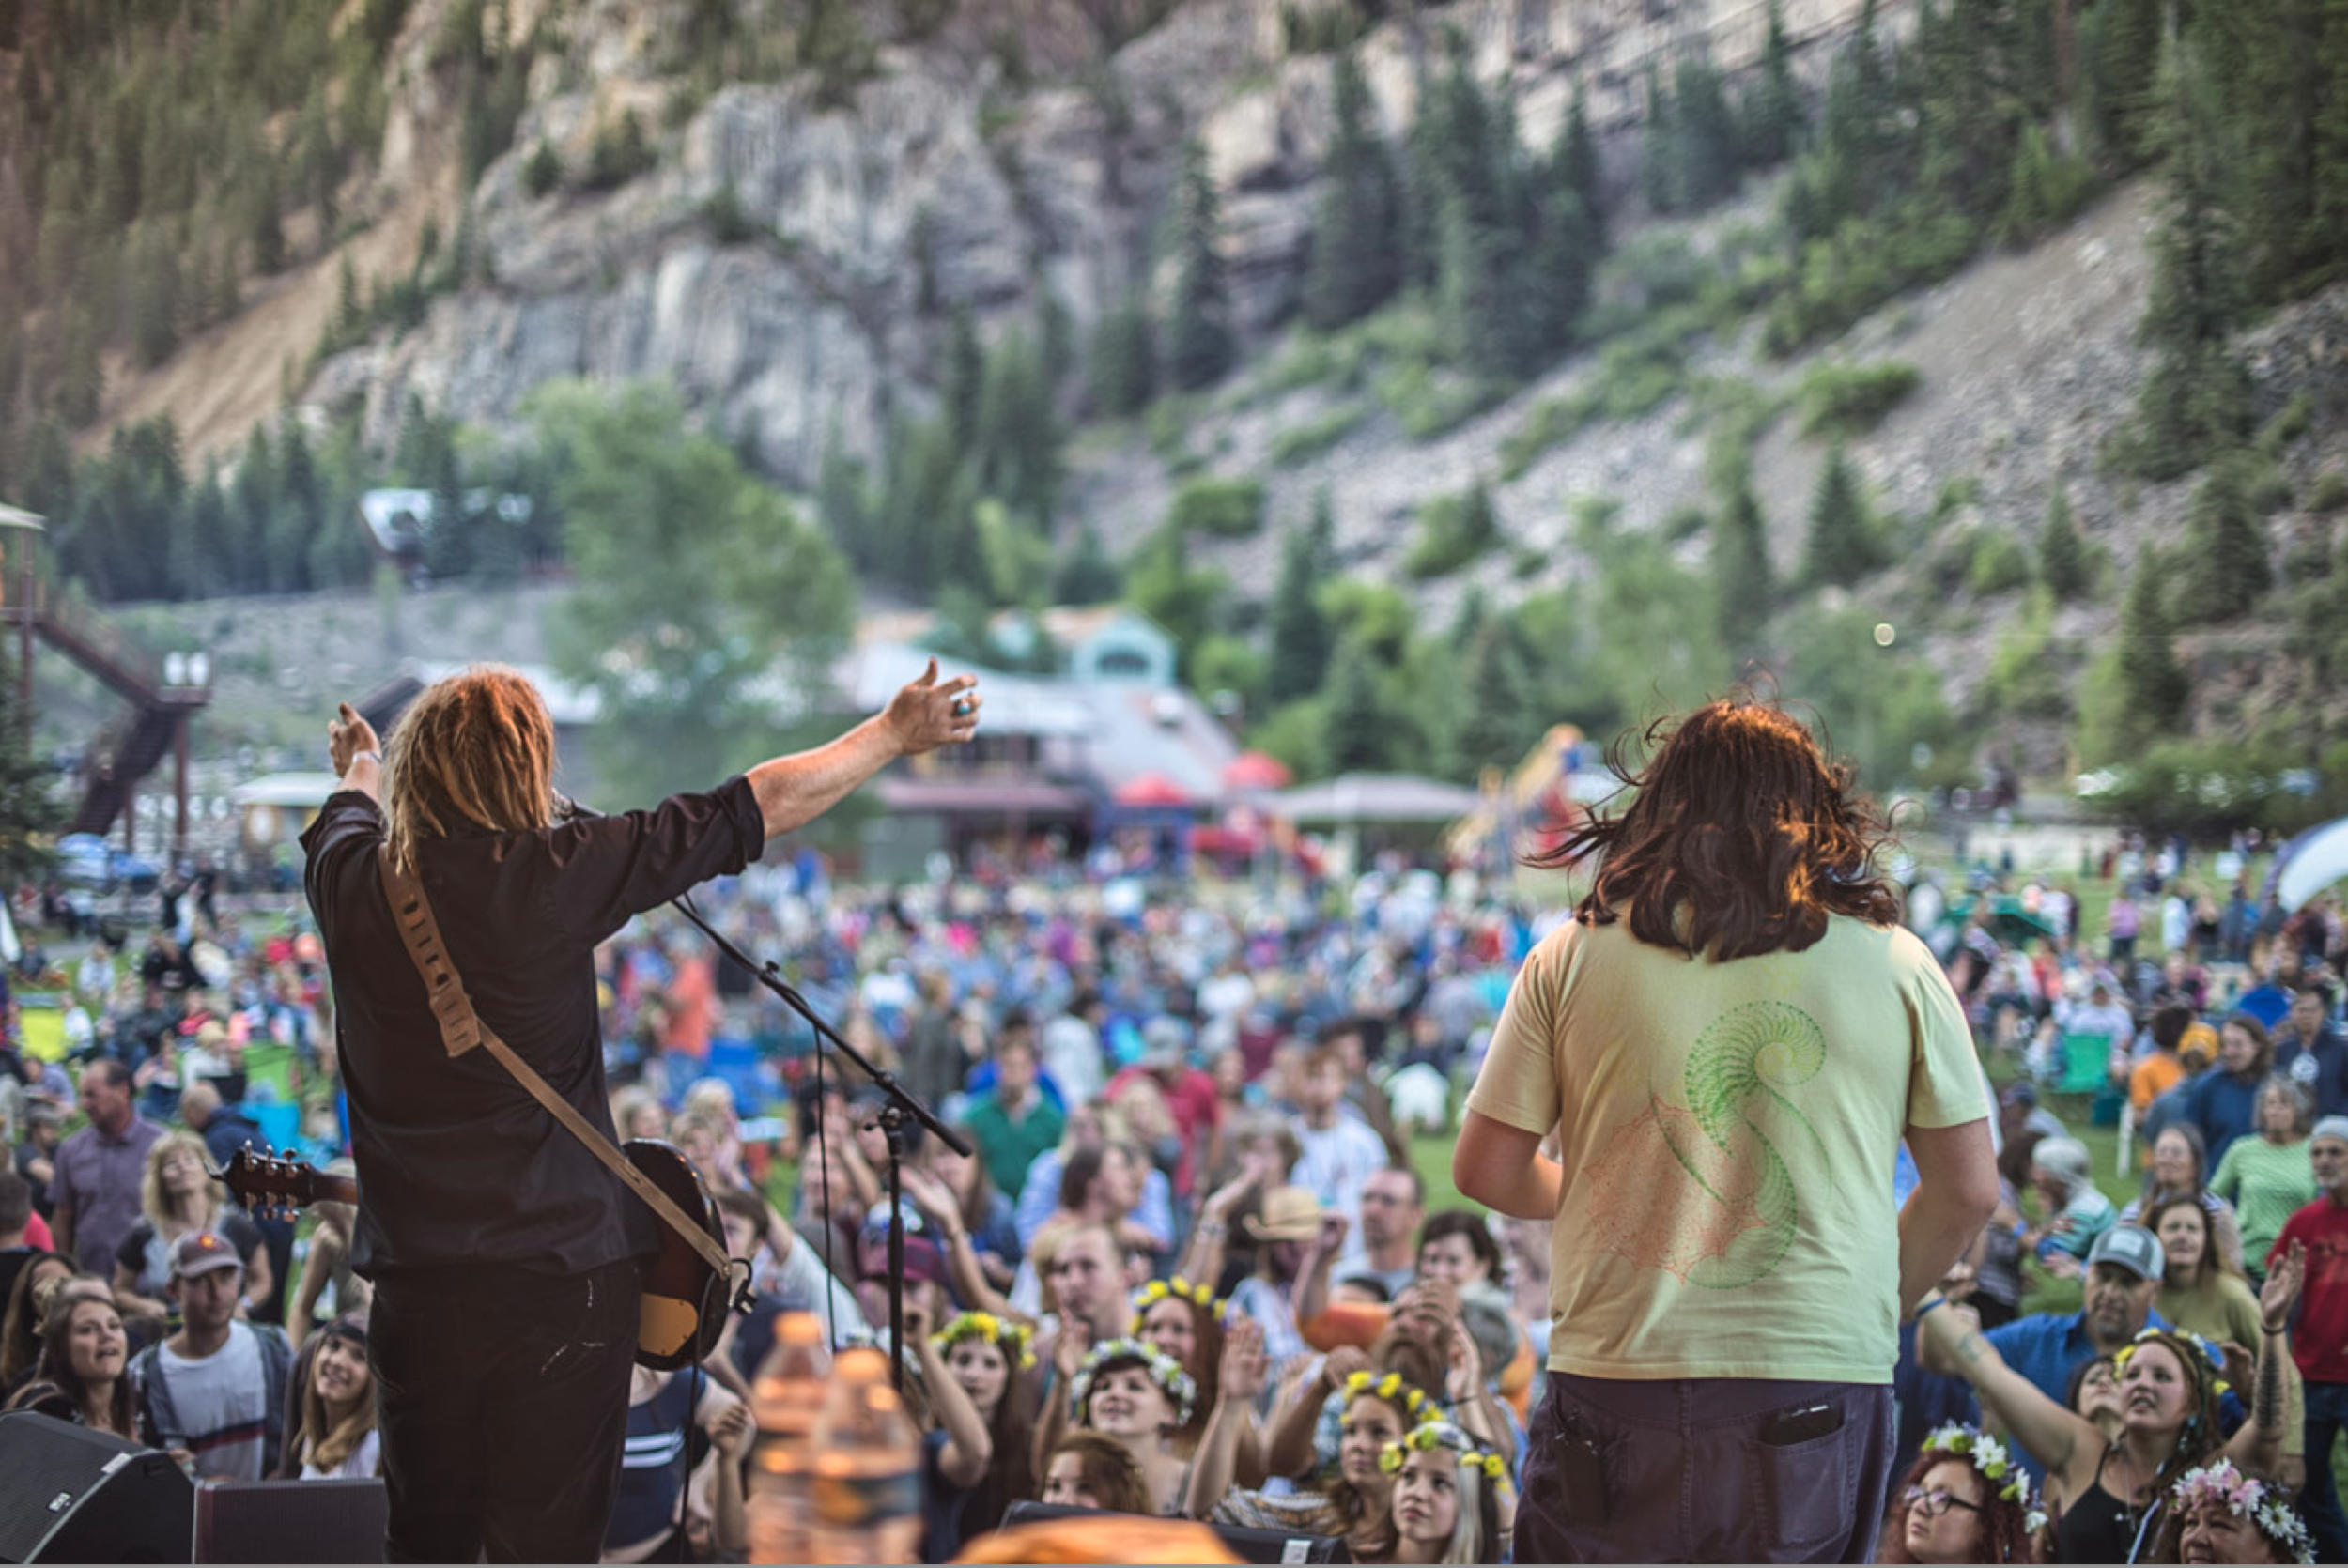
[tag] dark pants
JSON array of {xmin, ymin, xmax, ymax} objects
[
  {"xmin": 2299, "ymin": 1377, "xmax": 2348, "ymax": 1564},
  {"xmin": 1517, "ymin": 1371, "xmax": 1896, "ymax": 1564},
  {"xmin": 370, "ymin": 1258, "xmax": 640, "ymax": 1563}
]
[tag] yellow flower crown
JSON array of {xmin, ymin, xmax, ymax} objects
[
  {"xmin": 932, "ymin": 1311, "xmax": 1039, "ymax": 1370},
  {"xmin": 1341, "ymin": 1370, "xmax": 1433, "ymax": 1423},
  {"xmin": 1132, "ymin": 1276, "xmax": 1224, "ymax": 1331},
  {"xmin": 1378, "ymin": 1421, "xmax": 1509, "ymax": 1483}
]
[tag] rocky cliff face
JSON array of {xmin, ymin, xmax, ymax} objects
[{"xmin": 300, "ymin": 0, "xmax": 1886, "ymax": 484}]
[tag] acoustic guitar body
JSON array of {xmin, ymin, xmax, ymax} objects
[{"xmin": 626, "ymin": 1139, "xmax": 728, "ymax": 1372}]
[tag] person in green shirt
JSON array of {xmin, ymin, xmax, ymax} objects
[
  {"xmin": 2209, "ymin": 1075, "xmax": 2319, "ymax": 1284},
  {"xmin": 965, "ymin": 1038, "xmax": 1064, "ymax": 1206}
]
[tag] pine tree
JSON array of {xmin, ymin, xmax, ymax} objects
[
  {"xmin": 1267, "ymin": 490, "xmax": 1336, "ymax": 702},
  {"xmin": 2128, "ymin": 33, "xmax": 2253, "ymax": 479},
  {"xmin": 1304, "ymin": 49, "xmax": 1400, "ymax": 331},
  {"xmin": 128, "ymin": 224, "xmax": 180, "ymax": 369},
  {"xmin": 2181, "ymin": 453, "xmax": 2271, "ymax": 623},
  {"xmin": 815, "ymin": 428, "xmax": 869, "ymax": 565},
  {"xmin": 1740, "ymin": 0, "xmax": 1805, "ymax": 167},
  {"xmin": 1557, "ymin": 83, "xmax": 1605, "ymax": 244},
  {"xmin": 1712, "ymin": 456, "xmax": 1772, "ymax": 658},
  {"xmin": 2117, "ymin": 546, "xmax": 2188, "ymax": 736},
  {"xmin": 1166, "ymin": 142, "xmax": 1235, "ymax": 392},
  {"xmin": 2086, "ymin": 0, "xmax": 2164, "ymax": 168},
  {"xmin": 1802, "ymin": 445, "xmax": 1876, "ymax": 588},
  {"xmin": 942, "ymin": 310, "xmax": 982, "ymax": 451},
  {"xmin": 2038, "ymin": 491, "xmax": 2091, "ymax": 600},
  {"xmin": 1640, "ymin": 62, "xmax": 1681, "ymax": 212},
  {"xmin": 1321, "ymin": 629, "xmax": 1391, "ymax": 773},
  {"xmin": 1449, "ymin": 616, "xmax": 1538, "ymax": 778},
  {"xmin": 1087, "ymin": 297, "xmax": 1157, "ymax": 417},
  {"xmin": 1670, "ymin": 52, "xmax": 1740, "ymax": 210},
  {"xmin": 1053, "ymin": 524, "xmax": 1122, "ymax": 605}
]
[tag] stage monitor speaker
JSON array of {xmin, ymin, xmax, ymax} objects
[
  {"xmin": 194, "ymin": 1476, "xmax": 387, "ymax": 1564},
  {"xmin": 999, "ymin": 1500, "xmax": 1351, "ymax": 1563},
  {"xmin": 0, "ymin": 1410, "xmax": 193, "ymax": 1564}
]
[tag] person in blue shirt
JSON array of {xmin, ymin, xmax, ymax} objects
[
  {"xmin": 2272, "ymin": 983, "xmax": 2348, "ymax": 1119},
  {"xmin": 2186, "ymin": 1014, "xmax": 2278, "ymax": 1167},
  {"xmin": 1919, "ymin": 1226, "xmax": 2171, "ymax": 1487}
]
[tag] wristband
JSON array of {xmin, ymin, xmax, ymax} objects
[
  {"xmin": 350, "ymin": 749, "xmax": 382, "ymax": 767},
  {"xmin": 1916, "ymin": 1295, "xmax": 1946, "ymax": 1317}
]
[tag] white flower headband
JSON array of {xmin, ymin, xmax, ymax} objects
[
  {"xmin": 2172, "ymin": 1460, "xmax": 2315, "ymax": 1564},
  {"xmin": 1920, "ymin": 1423, "xmax": 2049, "ymax": 1536},
  {"xmin": 1069, "ymin": 1336, "xmax": 1197, "ymax": 1428}
]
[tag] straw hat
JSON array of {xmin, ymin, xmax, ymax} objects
[{"xmin": 1243, "ymin": 1185, "xmax": 1323, "ymax": 1242}]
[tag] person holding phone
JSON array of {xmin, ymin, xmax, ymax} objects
[{"xmin": 1455, "ymin": 699, "xmax": 2000, "ymax": 1562}]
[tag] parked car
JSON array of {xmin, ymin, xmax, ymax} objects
[{"xmin": 54, "ymin": 833, "xmax": 162, "ymax": 894}]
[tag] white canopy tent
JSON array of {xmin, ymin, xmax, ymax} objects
[{"xmin": 2270, "ymin": 816, "xmax": 2348, "ymax": 914}]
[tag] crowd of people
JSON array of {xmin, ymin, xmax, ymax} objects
[{"xmin": 4, "ymin": 711, "xmax": 2348, "ymax": 1562}]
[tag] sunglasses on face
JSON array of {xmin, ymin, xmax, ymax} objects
[{"xmin": 1905, "ymin": 1485, "xmax": 1983, "ymax": 1519}]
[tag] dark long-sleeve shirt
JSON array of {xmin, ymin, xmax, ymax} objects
[{"xmin": 301, "ymin": 779, "xmax": 765, "ymax": 1279}]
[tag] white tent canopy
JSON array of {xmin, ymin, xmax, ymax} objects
[{"xmin": 2271, "ymin": 816, "xmax": 2348, "ymax": 913}]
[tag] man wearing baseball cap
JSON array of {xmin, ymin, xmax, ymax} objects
[
  {"xmin": 128, "ymin": 1228, "xmax": 293, "ymax": 1481},
  {"xmin": 2270, "ymin": 1115, "xmax": 2348, "ymax": 1559},
  {"xmin": 1920, "ymin": 1223, "xmax": 2173, "ymax": 1485}
]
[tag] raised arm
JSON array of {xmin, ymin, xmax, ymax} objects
[
  {"xmin": 1919, "ymin": 1297, "xmax": 2102, "ymax": 1492},
  {"xmin": 747, "ymin": 661, "xmax": 978, "ymax": 839},
  {"xmin": 910, "ymin": 1304, "xmax": 994, "ymax": 1488},
  {"xmin": 2223, "ymin": 1243, "xmax": 2306, "ymax": 1478},
  {"xmin": 1184, "ymin": 1320, "xmax": 1268, "ymax": 1519},
  {"xmin": 903, "ymin": 1168, "xmax": 1023, "ymax": 1323},
  {"xmin": 326, "ymin": 703, "xmax": 383, "ymax": 804},
  {"xmin": 1261, "ymin": 1346, "xmax": 1365, "ymax": 1481}
]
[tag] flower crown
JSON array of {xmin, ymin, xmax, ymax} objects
[
  {"xmin": 2113, "ymin": 1328, "xmax": 2232, "ymax": 1399},
  {"xmin": 1069, "ymin": 1337, "xmax": 1198, "ymax": 1427},
  {"xmin": 1340, "ymin": 1369, "xmax": 1433, "ymax": 1424},
  {"xmin": 1920, "ymin": 1424, "xmax": 2050, "ymax": 1535},
  {"xmin": 2172, "ymin": 1460, "xmax": 2315, "ymax": 1564},
  {"xmin": 932, "ymin": 1311, "xmax": 1038, "ymax": 1371},
  {"xmin": 1132, "ymin": 1276, "xmax": 1224, "ymax": 1332},
  {"xmin": 1378, "ymin": 1421, "xmax": 1509, "ymax": 1484}
]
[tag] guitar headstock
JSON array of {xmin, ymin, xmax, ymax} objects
[{"xmin": 212, "ymin": 1145, "xmax": 360, "ymax": 1219}]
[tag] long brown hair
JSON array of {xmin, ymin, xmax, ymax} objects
[
  {"xmin": 383, "ymin": 666, "xmax": 557, "ymax": 872},
  {"xmin": 1043, "ymin": 1431, "xmax": 1151, "ymax": 1515},
  {"xmin": 8, "ymin": 1290, "xmax": 135, "ymax": 1438},
  {"xmin": 1540, "ymin": 699, "xmax": 1901, "ymax": 960}
]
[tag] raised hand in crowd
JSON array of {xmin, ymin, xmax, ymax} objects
[{"xmin": 2261, "ymin": 1239, "xmax": 2307, "ymax": 1331}]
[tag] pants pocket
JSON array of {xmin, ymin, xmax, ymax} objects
[{"xmin": 1750, "ymin": 1414, "xmax": 1852, "ymax": 1554}]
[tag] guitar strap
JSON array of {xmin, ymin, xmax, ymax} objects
[{"xmin": 376, "ymin": 845, "xmax": 735, "ymax": 1284}]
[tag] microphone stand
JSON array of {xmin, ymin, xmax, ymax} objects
[{"xmin": 657, "ymin": 885, "xmax": 969, "ymax": 1398}]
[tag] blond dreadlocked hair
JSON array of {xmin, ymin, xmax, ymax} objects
[{"xmin": 383, "ymin": 666, "xmax": 558, "ymax": 872}]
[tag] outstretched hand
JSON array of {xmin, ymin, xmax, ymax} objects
[
  {"xmin": 884, "ymin": 659, "xmax": 981, "ymax": 756},
  {"xmin": 2262, "ymin": 1241, "xmax": 2308, "ymax": 1332},
  {"xmin": 327, "ymin": 701, "xmax": 380, "ymax": 776},
  {"xmin": 1221, "ymin": 1319, "xmax": 1269, "ymax": 1404}
]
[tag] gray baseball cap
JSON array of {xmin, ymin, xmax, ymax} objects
[{"xmin": 2086, "ymin": 1224, "xmax": 2165, "ymax": 1282}]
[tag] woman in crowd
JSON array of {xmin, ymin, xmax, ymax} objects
[
  {"xmin": 2210, "ymin": 1078, "xmax": 2318, "ymax": 1284},
  {"xmin": 2148, "ymin": 1194, "xmax": 2264, "ymax": 1350},
  {"xmin": 1380, "ymin": 1420, "xmax": 1512, "ymax": 1566},
  {"xmin": 2021, "ymin": 1138, "xmax": 2118, "ymax": 1275},
  {"xmin": 2189, "ymin": 1017, "xmax": 2277, "ymax": 1166},
  {"xmin": 609, "ymin": 1084, "xmax": 669, "ymax": 1144},
  {"xmin": 112, "ymin": 1130, "xmax": 270, "ymax": 1323},
  {"xmin": 0, "ymin": 1250, "xmax": 70, "ymax": 1394},
  {"xmin": 1874, "ymin": 1423, "xmax": 2046, "ymax": 1564},
  {"xmin": 1413, "ymin": 1211, "xmax": 1506, "ymax": 1299},
  {"xmin": 2, "ymin": 1287, "xmax": 136, "ymax": 1438},
  {"xmin": 599, "ymin": 1360, "xmax": 751, "ymax": 1563},
  {"xmin": 1063, "ymin": 1336, "xmax": 1196, "ymax": 1514},
  {"xmin": 1189, "ymin": 1320, "xmax": 1423, "ymax": 1560},
  {"xmin": 2069, "ymin": 1354, "xmax": 2126, "ymax": 1453},
  {"xmin": 1919, "ymin": 1246, "xmax": 2304, "ymax": 1564},
  {"xmin": 1040, "ymin": 1432, "xmax": 1153, "ymax": 1515},
  {"xmin": 291, "ymin": 1314, "xmax": 380, "ymax": 1479},
  {"xmin": 1034, "ymin": 1144, "xmax": 1153, "ymax": 1271},
  {"xmin": 2149, "ymin": 1458, "xmax": 2317, "ymax": 1564},
  {"xmin": 922, "ymin": 1309, "xmax": 1035, "ymax": 1562},
  {"xmin": 2121, "ymin": 1126, "xmax": 2244, "ymax": 1274},
  {"xmin": 1133, "ymin": 1276, "xmax": 1225, "ymax": 1452}
]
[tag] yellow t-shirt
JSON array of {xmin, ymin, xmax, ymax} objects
[{"xmin": 1466, "ymin": 911, "xmax": 1988, "ymax": 1384}]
